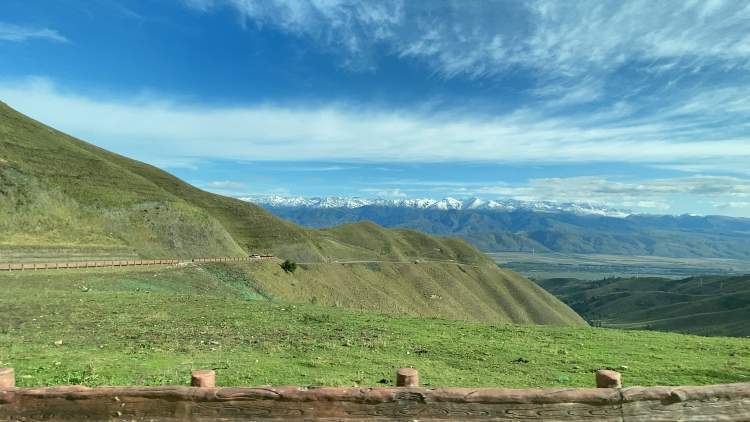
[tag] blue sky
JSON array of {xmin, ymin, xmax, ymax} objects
[{"xmin": 2, "ymin": 1, "xmax": 750, "ymax": 216}]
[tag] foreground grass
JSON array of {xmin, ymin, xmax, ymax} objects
[{"xmin": 1, "ymin": 265, "xmax": 749, "ymax": 389}]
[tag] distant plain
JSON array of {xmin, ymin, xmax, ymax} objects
[{"xmin": 489, "ymin": 252, "xmax": 750, "ymax": 280}]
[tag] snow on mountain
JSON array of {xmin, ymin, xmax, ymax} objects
[{"xmin": 242, "ymin": 195, "xmax": 632, "ymax": 218}]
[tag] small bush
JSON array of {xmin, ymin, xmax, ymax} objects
[{"xmin": 280, "ymin": 259, "xmax": 297, "ymax": 273}]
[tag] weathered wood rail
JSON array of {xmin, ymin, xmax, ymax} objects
[
  {"xmin": 0, "ymin": 255, "xmax": 275, "ymax": 272},
  {"xmin": 0, "ymin": 368, "xmax": 749, "ymax": 421},
  {"xmin": 2, "ymin": 383, "xmax": 749, "ymax": 421}
]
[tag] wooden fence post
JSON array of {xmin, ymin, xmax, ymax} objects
[
  {"xmin": 0, "ymin": 368, "xmax": 15, "ymax": 388},
  {"xmin": 396, "ymin": 368, "xmax": 419, "ymax": 387},
  {"xmin": 596, "ymin": 370, "xmax": 621, "ymax": 388},
  {"xmin": 191, "ymin": 370, "xmax": 215, "ymax": 388}
]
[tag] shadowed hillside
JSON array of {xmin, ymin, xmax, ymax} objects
[
  {"xmin": 0, "ymin": 101, "xmax": 584, "ymax": 326},
  {"xmin": 538, "ymin": 275, "xmax": 750, "ymax": 336}
]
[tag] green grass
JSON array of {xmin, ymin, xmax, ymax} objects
[
  {"xmin": 0, "ymin": 244, "xmax": 139, "ymax": 263},
  {"xmin": 245, "ymin": 261, "xmax": 584, "ymax": 325},
  {"xmin": 1, "ymin": 261, "xmax": 584, "ymax": 326},
  {"xmin": 1, "ymin": 265, "xmax": 749, "ymax": 389}
]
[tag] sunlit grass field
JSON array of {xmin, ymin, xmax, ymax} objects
[{"xmin": 2, "ymin": 264, "xmax": 749, "ymax": 389}]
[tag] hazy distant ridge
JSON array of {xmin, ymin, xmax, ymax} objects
[{"xmin": 249, "ymin": 196, "xmax": 750, "ymax": 259}]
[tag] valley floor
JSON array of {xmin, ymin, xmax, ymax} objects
[
  {"xmin": 1, "ymin": 263, "xmax": 749, "ymax": 388},
  {"xmin": 538, "ymin": 275, "xmax": 750, "ymax": 337},
  {"xmin": 489, "ymin": 252, "xmax": 750, "ymax": 280}
]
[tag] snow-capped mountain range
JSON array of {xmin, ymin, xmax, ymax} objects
[{"xmin": 242, "ymin": 195, "xmax": 632, "ymax": 218}]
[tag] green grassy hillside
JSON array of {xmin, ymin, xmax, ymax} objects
[
  {"xmin": 0, "ymin": 101, "xmax": 583, "ymax": 326},
  {"xmin": 1, "ymin": 265, "xmax": 748, "ymax": 388},
  {"xmin": 250, "ymin": 260, "xmax": 577, "ymax": 324},
  {"xmin": 0, "ymin": 101, "xmax": 497, "ymax": 265},
  {"xmin": 538, "ymin": 275, "xmax": 750, "ymax": 336}
]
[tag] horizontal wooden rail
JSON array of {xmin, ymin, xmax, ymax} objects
[
  {"xmin": 0, "ymin": 255, "xmax": 275, "ymax": 272},
  {"xmin": 0, "ymin": 366, "xmax": 748, "ymax": 421}
]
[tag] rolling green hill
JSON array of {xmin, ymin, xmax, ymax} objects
[
  {"xmin": 0, "ymin": 101, "xmax": 583, "ymax": 326},
  {"xmin": 1, "ymin": 264, "xmax": 748, "ymax": 388},
  {"xmin": 538, "ymin": 275, "xmax": 750, "ymax": 337},
  {"xmin": 0, "ymin": 101, "xmax": 496, "ymax": 264}
]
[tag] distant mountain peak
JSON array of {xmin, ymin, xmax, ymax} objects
[{"xmin": 242, "ymin": 195, "xmax": 632, "ymax": 218}]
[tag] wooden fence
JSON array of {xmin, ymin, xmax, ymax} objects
[
  {"xmin": 0, "ymin": 256, "xmax": 275, "ymax": 272},
  {"xmin": 0, "ymin": 368, "xmax": 748, "ymax": 421}
]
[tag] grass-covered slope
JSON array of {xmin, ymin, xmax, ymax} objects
[
  {"xmin": 539, "ymin": 275, "xmax": 750, "ymax": 336},
  {"xmin": 1, "ymin": 265, "xmax": 748, "ymax": 388},
  {"xmin": 0, "ymin": 101, "xmax": 494, "ymax": 265},
  {"xmin": 0, "ymin": 101, "xmax": 583, "ymax": 326},
  {"xmin": 0, "ymin": 102, "xmax": 247, "ymax": 258},
  {"xmin": 251, "ymin": 261, "xmax": 577, "ymax": 324}
]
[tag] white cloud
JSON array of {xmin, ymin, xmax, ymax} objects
[
  {"xmin": 179, "ymin": 1, "xmax": 750, "ymax": 115},
  {"xmin": 2, "ymin": 78, "xmax": 750, "ymax": 171},
  {"xmin": 146, "ymin": 157, "xmax": 202, "ymax": 170},
  {"xmin": 341, "ymin": 174, "xmax": 750, "ymax": 215},
  {"xmin": 183, "ymin": 0, "xmax": 750, "ymax": 80},
  {"xmin": 196, "ymin": 180, "xmax": 255, "ymax": 196},
  {"xmin": 713, "ymin": 202, "xmax": 750, "ymax": 209},
  {"xmin": 360, "ymin": 188, "xmax": 407, "ymax": 198},
  {"xmin": 352, "ymin": 175, "xmax": 750, "ymax": 215},
  {"xmin": 4, "ymin": 79, "xmax": 750, "ymax": 215},
  {"xmin": 521, "ymin": 1, "xmax": 750, "ymax": 75},
  {"xmin": 285, "ymin": 165, "xmax": 359, "ymax": 172},
  {"xmin": 630, "ymin": 201, "xmax": 672, "ymax": 211},
  {"xmin": 203, "ymin": 180, "xmax": 248, "ymax": 190},
  {"xmin": 532, "ymin": 77, "xmax": 604, "ymax": 107},
  {"xmin": 466, "ymin": 175, "xmax": 750, "ymax": 211},
  {"xmin": 185, "ymin": 0, "xmax": 404, "ymax": 71},
  {"xmin": 0, "ymin": 22, "xmax": 69, "ymax": 43}
]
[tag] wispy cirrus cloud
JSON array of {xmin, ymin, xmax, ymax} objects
[
  {"xmin": 185, "ymin": 0, "xmax": 404, "ymax": 71},
  {"xmin": 0, "ymin": 22, "xmax": 69, "ymax": 43},
  {"xmin": 183, "ymin": 1, "xmax": 750, "ymax": 80},
  {"xmin": 179, "ymin": 0, "xmax": 750, "ymax": 122}
]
